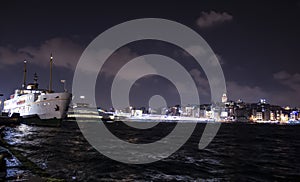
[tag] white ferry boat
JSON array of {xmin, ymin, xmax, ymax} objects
[{"xmin": 2, "ymin": 55, "xmax": 71, "ymax": 126}]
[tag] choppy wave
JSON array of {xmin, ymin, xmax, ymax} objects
[{"xmin": 3, "ymin": 122, "xmax": 300, "ymax": 181}]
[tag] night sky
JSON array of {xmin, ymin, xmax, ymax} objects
[{"xmin": 0, "ymin": 0, "xmax": 300, "ymax": 108}]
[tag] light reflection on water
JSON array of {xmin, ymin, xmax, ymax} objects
[{"xmin": 4, "ymin": 124, "xmax": 33, "ymax": 145}]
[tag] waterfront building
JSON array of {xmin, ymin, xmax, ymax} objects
[
  {"xmin": 250, "ymin": 99, "xmax": 270, "ymax": 121},
  {"xmin": 235, "ymin": 102, "xmax": 252, "ymax": 120},
  {"xmin": 269, "ymin": 105, "xmax": 282, "ymax": 121},
  {"xmin": 182, "ymin": 105, "xmax": 200, "ymax": 117},
  {"xmin": 290, "ymin": 111, "xmax": 298, "ymax": 121}
]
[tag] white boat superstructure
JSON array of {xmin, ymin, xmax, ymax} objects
[{"xmin": 3, "ymin": 89, "xmax": 71, "ymax": 120}]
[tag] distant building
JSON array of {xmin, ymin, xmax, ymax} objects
[
  {"xmin": 131, "ymin": 109, "xmax": 143, "ymax": 117},
  {"xmin": 182, "ymin": 105, "xmax": 200, "ymax": 117},
  {"xmin": 235, "ymin": 101, "xmax": 251, "ymax": 120},
  {"xmin": 165, "ymin": 105, "xmax": 181, "ymax": 116},
  {"xmin": 199, "ymin": 104, "xmax": 212, "ymax": 118},
  {"xmin": 290, "ymin": 111, "xmax": 298, "ymax": 121},
  {"xmin": 269, "ymin": 105, "xmax": 282, "ymax": 121},
  {"xmin": 250, "ymin": 99, "xmax": 271, "ymax": 121}
]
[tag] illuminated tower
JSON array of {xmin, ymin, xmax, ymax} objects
[{"xmin": 222, "ymin": 93, "xmax": 228, "ymax": 103}]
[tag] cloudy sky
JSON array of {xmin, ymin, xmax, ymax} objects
[{"xmin": 0, "ymin": 0, "xmax": 300, "ymax": 108}]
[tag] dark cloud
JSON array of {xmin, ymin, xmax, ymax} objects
[
  {"xmin": 0, "ymin": 38, "xmax": 83, "ymax": 70},
  {"xmin": 189, "ymin": 69, "xmax": 210, "ymax": 96},
  {"xmin": 196, "ymin": 11, "xmax": 233, "ymax": 28},
  {"xmin": 1, "ymin": 1, "xmax": 300, "ymax": 108},
  {"xmin": 226, "ymin": 81, "xmax": 267, "ymax": 102},
  {"xmin": 218, "ymin": 71, "xmax": 300, "ymax": 106},
  {"xmin": 273, "ymin": 70, "xmax": 300, "ymax": 91}
]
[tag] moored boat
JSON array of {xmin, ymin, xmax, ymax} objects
[{"xmin": 2, "ymin": 55, "xmax": 71, "ymax": 126}]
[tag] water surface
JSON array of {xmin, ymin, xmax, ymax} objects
[{"xmin": 3, "ymin": 121, "xmax": 300, "ymax": 181}]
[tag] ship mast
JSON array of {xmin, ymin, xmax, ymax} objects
[
  {"xmin": 34, "ymin": 72, "xmax": 39, "ymax": 89},
  {"xmin": 49, "ymin": 54, "xmax": 53, "ymax": 93},
  {"xmin": 22, "ymin": 59, "xmax": 27, "ymax": 89}
]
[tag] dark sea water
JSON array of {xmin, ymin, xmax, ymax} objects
[{"xmin": 3, "ymin": 121, "xmax": 300, "ymax": 181}]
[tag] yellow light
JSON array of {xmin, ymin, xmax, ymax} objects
[
  {"xmin": 280, "ymin": 114, "xmax": 289, "ymax": 123},
  {"xmin": 250, "ymin": 115, "xmax": 257, "ymax": 121}
]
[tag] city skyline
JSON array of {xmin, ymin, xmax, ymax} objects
[{"xmin": 1, "ymin": 1, "xmax": 300, "ymax": 108}]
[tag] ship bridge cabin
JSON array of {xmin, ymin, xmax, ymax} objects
[{"xmin": 14, "ymin": 72, "xmax": 49, "ymax": 97}]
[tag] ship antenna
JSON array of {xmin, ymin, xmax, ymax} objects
[
  {"xmin": 22, "ymin": 59, "xmax": 27, "ymax": 89},
  {"xmin": 49, "ymin": 54, "xmax": 53, "ymax": 93}
]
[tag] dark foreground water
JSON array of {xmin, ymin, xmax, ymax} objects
[{"xmin": 3, "ymin": 121, "xmax": 300, "ymax": 181}]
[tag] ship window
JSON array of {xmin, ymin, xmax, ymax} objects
[
  {"xmin": 55, "ymin": 96, "xmax": 59, "ymax": 98},
  {"xmin": 43, "ymin": 98, "xmax": 47, "ymax": 100}
]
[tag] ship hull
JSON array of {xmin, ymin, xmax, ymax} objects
[
  {"xmin": 21, "ymin": 114, "xmax": 62, "ymax": 127},
  {"xmin": 0, "ymin": 114, "xmax": 20, "ymax": 125},
  {"xmin": 3, "ymin": 92, "xmax": 72, "ymax": 124}
]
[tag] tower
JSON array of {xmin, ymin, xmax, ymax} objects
[{"xmin": 222, "ymin": 93, "xmax": 228, "ymax": 103}]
